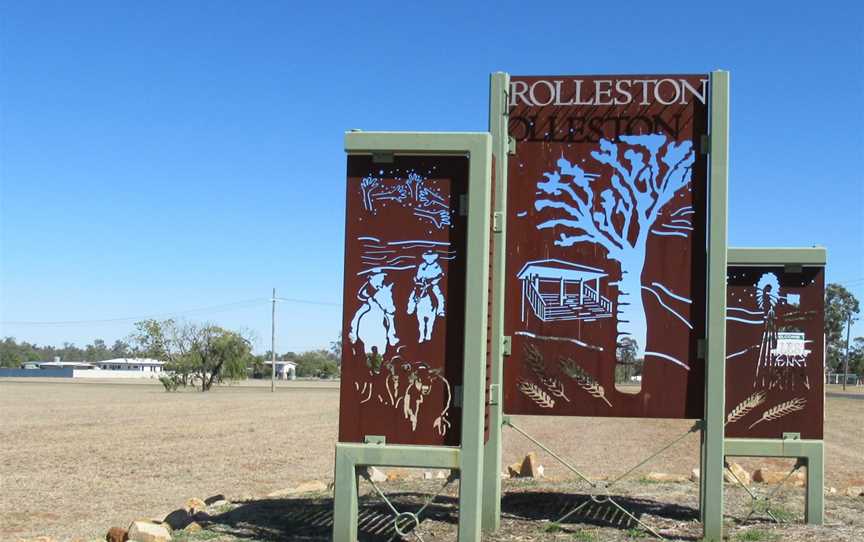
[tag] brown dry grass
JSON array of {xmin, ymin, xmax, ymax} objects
[{"xmin": 0, "ymin": 379, "xmax": 862, "ymax": 541}]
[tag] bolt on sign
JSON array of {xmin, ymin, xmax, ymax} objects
[
  {"xmin": 503, "ymin": 75, "xmax": 710, "ymax": 418},
  {"xmin": 339, "ymin": 155, "xmax": 469, "ymax": 446},
  {"xmin": 725, "ymin": 265, "xmax": 825, "ymax": 439}
]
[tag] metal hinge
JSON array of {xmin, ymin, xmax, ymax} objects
[
  {"xmin": 783, "ymin": 432, "xmax": 801, "ymax": 441},
  {"xmin": 697, "ymin": 338, "xmax": 706, "ymax": 360},
  {"xmin": 488, "ymin": 384, "xmax": 499, "ymax": 405},
  {"xmin": 459, "ymin": 194, "xmax": 468, "ymax": 216},
  {"xmin": 507, "ymin": 136, "xmax": 517, "ymax": 155},
  {"xmin": 364, "ymin": 435, "xmax": 386, "ymax": 445},
  {"xmin": 502, "ymin": 336, "xmax": 512, "ymax": 356},
  {"xmin": 699, "ymin": 134, "xmax": 710, "ymax": 155},
  {"xmin": 453, "ymin": 385, "xmax": 463, "ymax": 408},
  {"xmin": 492, "ymin": 211, "xmax": 504, "ymax": 233},
  {"xmin": 372, "ymin": 152, "xmax": 394, "ymax": 164}
]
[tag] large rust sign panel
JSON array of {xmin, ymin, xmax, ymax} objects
[
  {"xmin": 503, "ymin": 75, "xmax": 709, "ymax": 418},
  {"xmin": 339, "ymin": 155, "xmax": 468, "ymax": 446},
  {"xmin": 725, "ymin": 266, "xmax": 825, "ymax": 439}
]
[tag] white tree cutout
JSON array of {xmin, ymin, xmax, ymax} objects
[{"xmin": 534, "ymin": 134, "xmax": 695, "ymax": 367}]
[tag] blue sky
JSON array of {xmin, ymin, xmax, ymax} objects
[{"xmin": 1, "ymin": 1, "xmax": 862, "ymax": 353}]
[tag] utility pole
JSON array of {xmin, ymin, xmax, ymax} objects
[
  {"xmin": 842, "ymin": 313, "xmax": 852, "ymax": 391},
  {"xmin": 271, "ymin": 287, "xmax": 276, "ymax": 393}
]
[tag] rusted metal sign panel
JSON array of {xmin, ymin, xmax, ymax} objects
[
  {"xmin": 339, "ymin": 155, "xmax": 468, "ymax": 446},
  {"xmin": 725, "ymin": 266, "xmax": 825, "ymax": 439},
  {"xmin": 503, "ymin": 75, "xmax": 709, "ymax": 418}
]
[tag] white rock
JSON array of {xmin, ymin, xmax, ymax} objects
[
  {"xmin": 128, "ymin": 521, "xmax": 171, "ymax": 542},
  {"xmin": 368, "ymin": 466, "xmax": 387, "ymax": 483},
  {"xmin": 690, "ymin": 468, "xmax": 701, "ymax": 483},
  {"xmin": 423, "ymin": 471, "xmax": 433, "ymax": 480}
]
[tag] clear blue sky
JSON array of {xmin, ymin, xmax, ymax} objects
[{"xmin": 1, "ymin": 1, "xmax": 862, "ymax": 353}]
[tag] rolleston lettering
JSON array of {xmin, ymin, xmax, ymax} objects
[{"xmin": 510, "ymin": 78, "xmax": 709, "ymax": 107}]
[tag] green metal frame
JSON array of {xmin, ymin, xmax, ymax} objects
[
  {"xmin": 480, "ymin": 71, "xmax": 732, "ymax": 542},
  {"xmin": 725, "ymin": 437, "xmax": 824, "ymax": 524},
  {"xmin": 481, "ymin": 71, "xmax": 510, "ymax": 532},
  {"xmin": 335, "ymin": 131, "xmax": 493, "ymax": 541},
  {"xmin": 723, "ymin": 246, "xmax": 826, "ymax": 526},
  {"xmin": 702, "ymin": 69, "xmax": 731, "ymax": 542}
]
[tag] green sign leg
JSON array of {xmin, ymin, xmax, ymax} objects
[
  {"xmin": 481, "ymin": 70, "xmax": 510, "ymax": 533},
  {"xmin": 702, "ymin": 69, "xmax": 730, "ymax": 542},
  {"xmin": 332, "ymin": 444, "xmax": 359, "ymax": 542}
]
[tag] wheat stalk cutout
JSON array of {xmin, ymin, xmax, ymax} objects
[
  {"xmin": 747, "ymin": 397, "xmax": 806, "ymax": 430},
  {"xmin": 518, "ymin": 380, "xmax": 556, "ymax": 408},
  {"xmin": 725, "ymin": 391, "xmax": 766, "ymax": 425},
  {"xmin": 523, "ymin": 344, "xmax": 570, "ymax": 402},
  {"xmin": 558, "ymin": 357, "xmax": 612, "ymax": 407}
]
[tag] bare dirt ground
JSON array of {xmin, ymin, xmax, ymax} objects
[{"xmin": 1, "ymin": 379, "xmax": 862, "ymax": 541}]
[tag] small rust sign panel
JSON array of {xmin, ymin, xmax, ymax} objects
[
  {"xmin": 339, "ymin": 155, "xmax": 468, "ymax": 446},
  {"xmin": 725, "ymin": 266, "xmax": 825, "ymax": 439},
  {"xmin": 503, "ymin": 75, "xmax": 709, "ymax": 418}
]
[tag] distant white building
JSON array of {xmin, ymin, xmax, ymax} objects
[
  {"xmin": 264, "ymin": 360, "xmax": 297, "ymax": 380},
  {"xmin": 95, "ymin": 358, "xmax": 165, "ymax": 374},
  {"xmin": 55, "ymin": 358, "xmax": 167, "ymax": 379}
]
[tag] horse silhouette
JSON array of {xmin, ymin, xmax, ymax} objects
[
  {"xmin": 407, "ymin": 279, "xmax": 439, "ymax": 343},
  {"xmin": 349, "ymin": 274, "xmax": 398, "ymax": 358}
]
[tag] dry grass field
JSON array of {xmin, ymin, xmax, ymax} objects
[{"xmin": 1, "ymin": 378, "xmax": 862, "ymax": 541}]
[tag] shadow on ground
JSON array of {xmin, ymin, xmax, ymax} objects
[
  {"xmin": 205, "ymin": 493, "xmax": 457, "ymax": 541},
  {"xmin": 202, "ymin": 489, "xmax": 700, "ymax": 541}
]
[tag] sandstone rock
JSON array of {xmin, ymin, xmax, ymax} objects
[
  {"xmin": 844, "ymin": 486, "xmax": 864, "ymax": 497},
  {"xmin": 208, "ymin": 499, "xmax": 229, "ymax": 508},
  {"xmin": 183, "ymin": 522, "xmax": 202, "ymax": 534},
  {"xmin": 690, "ymin": 468, "xmax": 701, "ymax": 483},
  {"xmin": 435, "ymin": 470, "xmax": 447, "ymax": 479},
  {"xmin": 826, "ymin": 487, "xmax": 837, "ymax": 495},
  {"xmin": 106, "ymin": 527, "xmax": 128, "ymax": 542},
  {"xmin": 537, "ymin": 465, "xmax": 545, "ymax": 478},
  {"xmin": 127, "ymin": 521, "xmax": 171, "ymax": 542},
  {"xmin": 520, "ymin": 452, "xmax": 540, "ymax": 478},
  {"xmin": 507, "ymin": 462, "xmax": 522, "ymax": 478},
  {"xmin": 292, "ymin": 480, "xmax": 328, "ymax": 494},
  {"xmin": 646, "ymin": 472, "xmax": 689, "ymax": 483},
  {"xmin": 368, "ymin": 466, "xmax": 387, "ymax": 483},
  {"xmin": 162, "ymin": 509, "xmax": 192, "ymax": 530},
  {"xmin": 724, "ymin": 462, "xmax": 751, "ymax": 486},
  {"xmin": 423, "ymin": 471, "xmax": 433, "ymax": 480},
  {"xmin": 184, "ymin": 498, "xmax": 206, "ymax": 515},
  {"xmin": 753, "ymin": 469, "xmax": 792, "ymax": 485},
  {"xmin": 204, "ymin": 494, "xmax": 226, "ymax": 505}
]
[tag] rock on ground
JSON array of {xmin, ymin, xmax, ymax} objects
[
  {"xmin": 367, "ymin": 466, "xmax": 388, "ymax": 483},
  {"xmin": 725, "ymin": 462, "xmax": 751, "ymax": 486},
  {"xmin": 646, "ymin": 472, "xmax": 689, "ymax": 483},
  {"xmin": 105, "ymin": 527, "xmax": 127, "ymax": 542},
  {"xmin": 184, "ymin": 498, "xmax": 206, "ymax": 515},
  {"xmin": 204, "ymin": 494, "xmax": 226, "ymax": 505},
  {"xmin": 127, "ymin": 521, "xmax": 171, "ymax": 542}
]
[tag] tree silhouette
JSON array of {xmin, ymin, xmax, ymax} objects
[{"xmin": 534, "ymin": 134, "xmax": 695, "ymax": 364}]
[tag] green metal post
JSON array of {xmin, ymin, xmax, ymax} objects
[
  {"xmin": 481, "ymin": 71, "xmax": 510, "ymax": 533},
  {"xmin": 702, "ymin": 69, "xmax": 730, "ymax": 542},
  {"xmin": 333, "ymin": 444, "xmax": 360, "ymax": 542},
  {"xmin": 457, "ymin": 133, "xmax": 493, "ymax": 541},
  {"xmin": 805, "ymin": 441, "xmax": 824, "ymax": 524}
]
